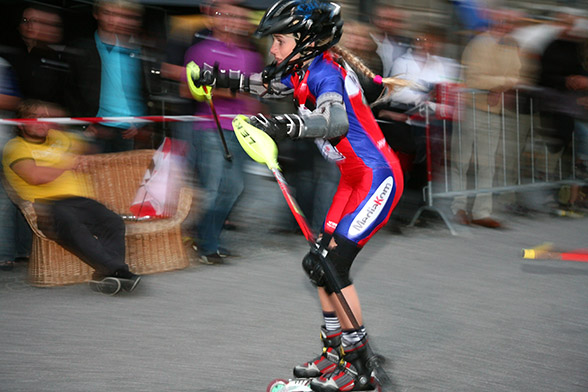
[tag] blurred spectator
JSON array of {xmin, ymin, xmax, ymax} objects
[
  {"xmin": 538, "ymin": 10, "xmax": 588, "ymax": 163},
  {"xmin": 2, "ymin": 99, "xmax": 141, "ymax": 294},
  {"xmin": 488, "ymin": 10, "xmax": 539, "ymax": 214},
  {"xmin": 537, "ymin": 10, "xmax": 588, "ymax": 210},
  {"xmin": 369, "ymin": 3, "xmax": 410, "ymax": 172},
  {"xmin": 385, "ymin": 25, "xmax": 460, "ymax": 174},
  {"xmin": 65, "ymin": 0, "xmax": 150, "ymax": 153},
  {"xmin": 0, "ymin": 57, "xmax": 30, "ymax": 271},
  {"xmin": 160, "ymin": 15, "xmax": 210, "ymax": 170},
  {"xmin": 339, "ymin": 20, "xmax": 383, "ymax": 104},
  {"xmin": 499, "ymin": 11, "xmax": 577, "ymax": 215},
  {"xmin": 386, "ymin": 26, "xmax": 460, "ymax": 112},
  {"xmin": 183, "ymin": 0, "xmax": 264, "ymax": 264},
  {"xmin": 510, "ymin": 10, "xmax": 568, "ymax": 64},
  {"xmin": 370, "ymin": 3, "xmax": 409, "ymax": 80},
  {"xmin": 4, "ymin": 3, "xmax": 68, "ymax": 106},
  {"xmin": 372, "ymin": 26, "xmax": 460, "ymax": 228},
  {"xmin": 450, "ymin": 8, "xmax": 522, "ymax": 228},
  {"xmin": 449, "ymin": 0, "xmax": 491, "ymax": 33},
  {"xmin": 369, "ymin": 3, "xmax": 412, "ymax": 171}
]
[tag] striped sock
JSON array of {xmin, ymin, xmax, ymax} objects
[
  {"xmin": 323, "ymin": 311, "xmax": 341, "ymax": 332},
  {"xmin": 342, "ymin": 326, "xmax": 367, "ymax": 347}
]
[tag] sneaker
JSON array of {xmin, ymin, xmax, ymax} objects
[
  {"xmin": 89, "ymin": 277, "xmax": 121, "ymax": 295},
  {"xmin": 192, "ymin": 242, "xmax": 232, "ymax": 258},
  {"xmin": 198, "ymin": 251, "xmax": 225, "ymax": 265},
  {"xmin": 119, "ymin": 274, "xmax": 141, "ymax": 292},
  {"xmin": 113, "ymin": 270, "xmax": 142, "ymax": 292},
  {"xmin": 217, "ymin": 247, "xmax": 236, "ymax": 258},
  {"xmin": 0, "ymin": 260, "xmax": 15, "ymax": 271}
]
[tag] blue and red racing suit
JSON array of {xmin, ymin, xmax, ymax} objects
[{"xmin": 282, "ymin": 52, "xmax": 404, "ymax": 247}]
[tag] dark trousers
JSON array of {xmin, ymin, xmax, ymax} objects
[{"xmin": 36, "ymin": 197, "xmax": 128, "ymax": 276}]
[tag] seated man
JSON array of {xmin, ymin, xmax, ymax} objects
[{"xmin": 2, "ymin": 99, "xmax": 140, "ymax": 295}]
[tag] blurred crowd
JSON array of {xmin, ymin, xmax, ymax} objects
[{"xmin": 1, "ymin": 0, "xmax": 587, "ymax": 271}]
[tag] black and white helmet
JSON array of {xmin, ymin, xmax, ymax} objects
[{"xmin": 255, "ymin": 0, "xmax": 343, "ymax": 81}]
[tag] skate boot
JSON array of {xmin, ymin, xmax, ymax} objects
[
  {"xmin": 310, "ymin": 340, "xmax": 377, "ymax": 392},
  {"xmin": 293, "ymin": 327, "xmax": 343, "ymax": 378}
]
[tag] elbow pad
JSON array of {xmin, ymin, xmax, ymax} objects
[{"xmin": 299, "ymin": 93, "xmax": 348, "ymax": 139}]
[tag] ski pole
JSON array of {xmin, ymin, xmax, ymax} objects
[
  {"xmin": 185, "ymin": 61, "xmax": 231, "ymax": 161},
  {"xmin": 207, "ymin": 95, "xmax": 232, "ymax": 162}
]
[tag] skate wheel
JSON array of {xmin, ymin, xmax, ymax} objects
[{"xmin": 266, "ymin": 378, "xmax": 288, "ymax": 392}]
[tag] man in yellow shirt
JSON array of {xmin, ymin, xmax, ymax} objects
[{"xmin": 2, "ymin": 100, "xmax": 140, "ymax": 295}]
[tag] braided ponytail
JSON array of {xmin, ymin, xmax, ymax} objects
[{"xmin": 330, "ymin": 45, "xmax": 411, "ymax": 104}]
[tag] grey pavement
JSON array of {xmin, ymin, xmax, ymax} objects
[{"xmin": 1, "ymin": 171, "xmax": 587, "ymax": 392}]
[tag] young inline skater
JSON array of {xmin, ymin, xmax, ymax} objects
[
  {"xmin": 188, "ymin": 1, "xmax": 405, "ymax": 390},
  {"xmin": 251, "ymin": 2, "xmax": 404, "ymax": 390}
]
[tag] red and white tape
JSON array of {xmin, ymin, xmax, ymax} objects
[{"xmin": 0, "ymin": 114, "xmax": 241, "ymax": 126}]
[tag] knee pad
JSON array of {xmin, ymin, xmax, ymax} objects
[
  {"xmin": 302, "ymin": 234, "xmax": 362, "ymax": 294},
  {"xmin": 302, "ymin": 250, "xmax": 326, "ymax": 287},
  {"xmin": 325, "ymin": 235, "xmax": 361, "ymax": 293}
]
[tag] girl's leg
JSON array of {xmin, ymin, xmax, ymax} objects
[
  {"xmin": 318, "ymin": 285, "xmax": 363, "ymax": 330},
  {"xmin": 293, "ymin": 286, "xmax": 344, "ymax": 378}
]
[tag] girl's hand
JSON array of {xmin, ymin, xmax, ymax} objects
[{"xmin": 249, "ymin": 113, "xmax": 304, "ymax": 142}]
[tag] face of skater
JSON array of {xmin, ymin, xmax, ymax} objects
[{"xmin": 269, "ymin": 33, "xmax": 297, "ymax": 65}]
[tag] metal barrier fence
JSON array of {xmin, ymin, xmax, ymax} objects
[{"xmin": 406, "ymin": 87, "xmax": 585, "ymax": 235}]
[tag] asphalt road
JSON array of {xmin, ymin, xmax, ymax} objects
[{"xmin": 1, "ymin": 172, "xmax": 587, "ymax": 392}]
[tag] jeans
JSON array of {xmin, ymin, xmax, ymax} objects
[
  {"xmin": 172, "ymin": 121, "xmax": 198, "ymax": 180},
  {"xmin": 36, "ymin": 197, "xmax": 127, "ymax": 276},
  {"xmin": 191, "ymin": 129, "xmax": 246, "ymax": 255}
]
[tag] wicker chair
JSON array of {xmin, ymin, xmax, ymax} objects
[{"xmin": 6, "ymin": 149, "xmax": 192, "ymax": 287}]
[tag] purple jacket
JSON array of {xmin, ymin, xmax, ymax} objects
[{"xmin": 184, "ymin": 37, "xmax": 264, "ymax": 130}]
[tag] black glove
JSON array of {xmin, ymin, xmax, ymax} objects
[
  {"xmin": 195, "ymin": 63, "xmax": 216, "ymax": 87},
  {"xmin": 194, "ymin": 63, "xmax": 249, "ymax": 93},
  {"xmin": 249, "ymin": 113, "xmax": 305, "ymax": 142}
]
